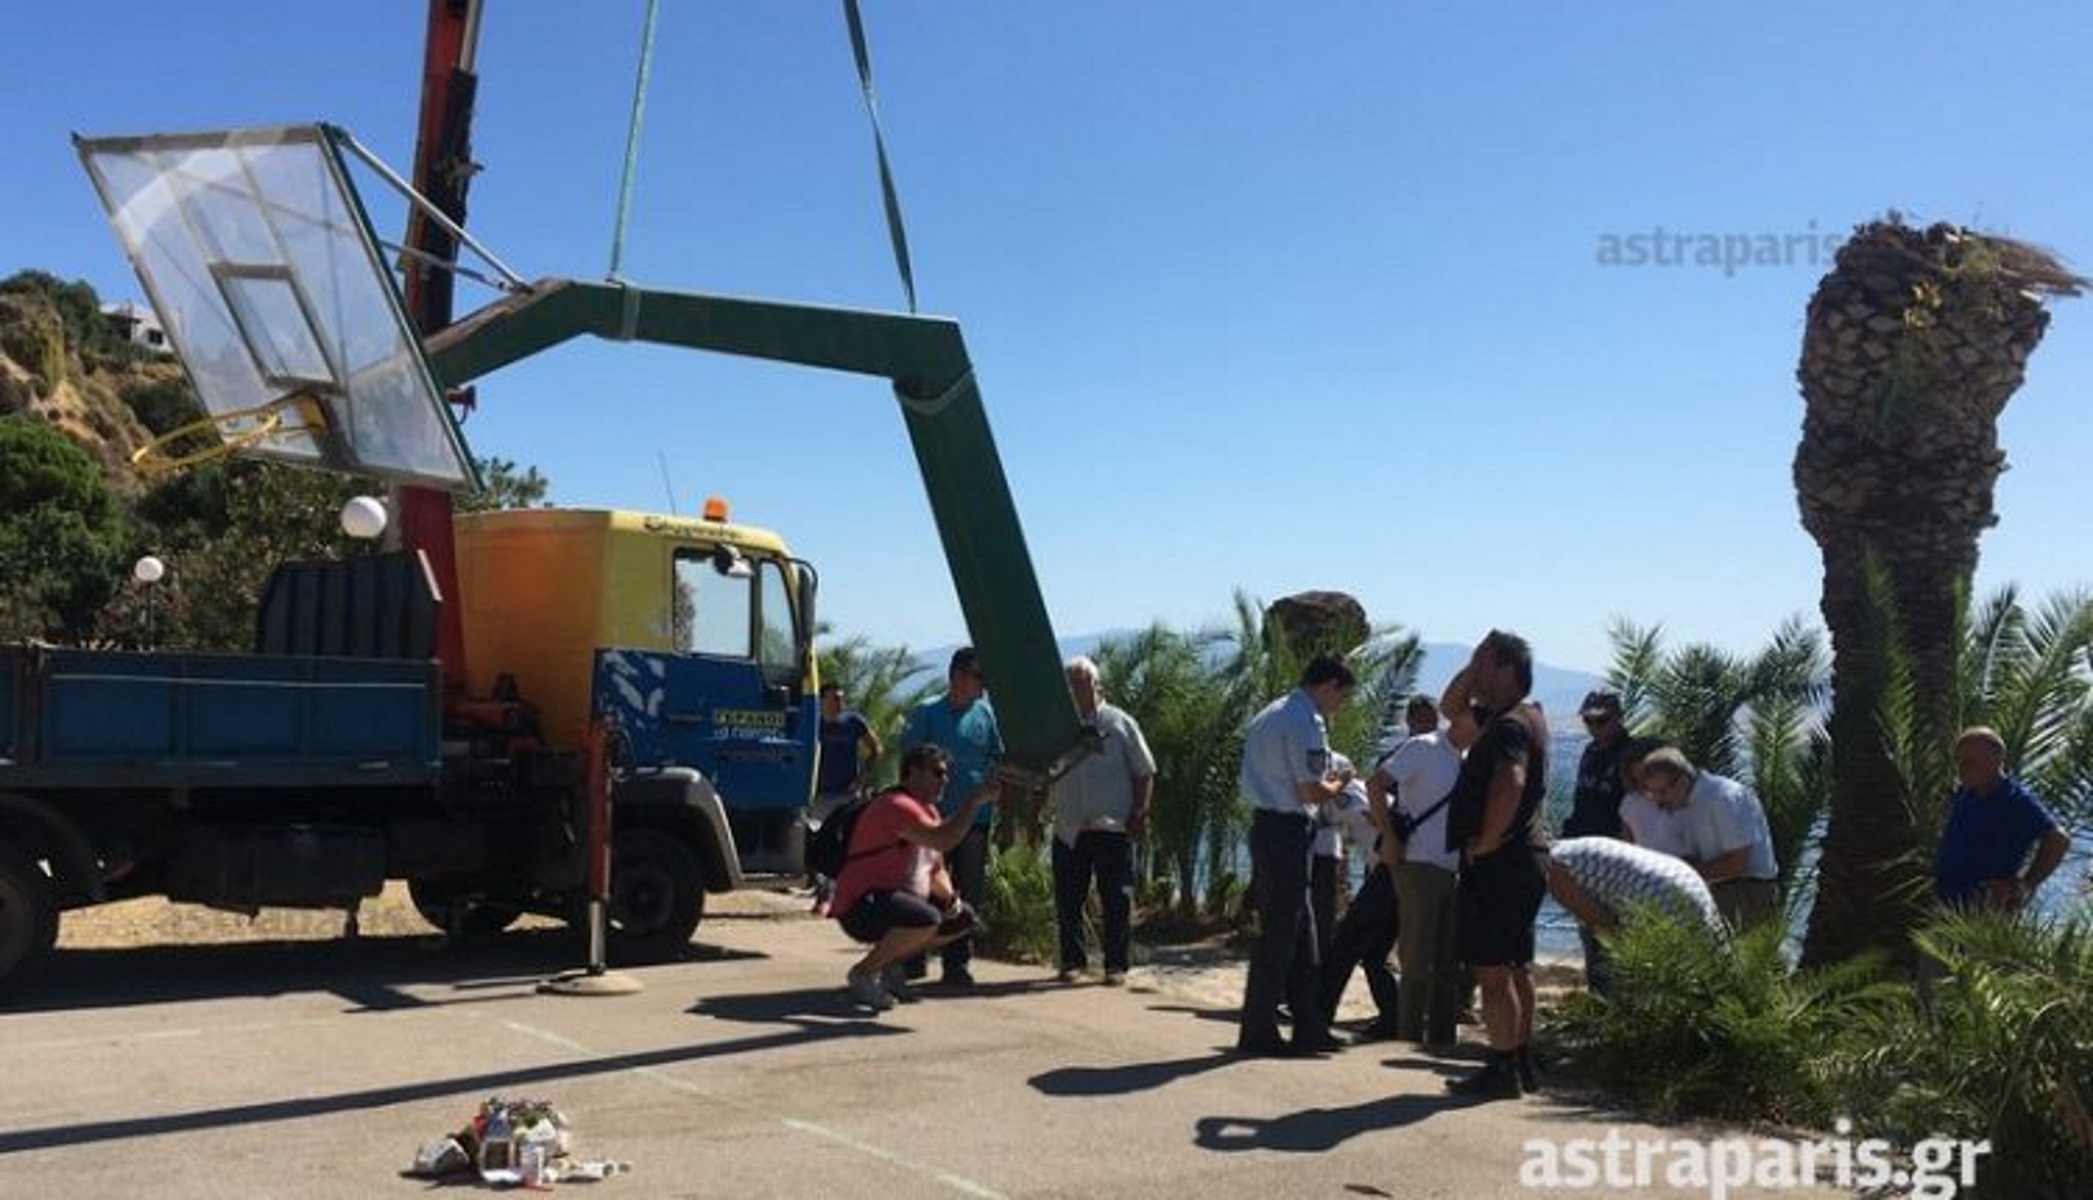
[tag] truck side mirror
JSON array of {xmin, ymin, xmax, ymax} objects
[{"xmin": 792, "ymin": 559, "xmax": 819, "ymax": 678}]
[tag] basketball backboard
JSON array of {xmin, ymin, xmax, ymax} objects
[{"xmin": 76, "ymin": 125, "xmax": 478, "ymax": 491}]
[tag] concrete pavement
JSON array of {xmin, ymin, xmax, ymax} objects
[{"xmin": 1, "ymin": 895, "xmax": 1842, "ymax": 1199}]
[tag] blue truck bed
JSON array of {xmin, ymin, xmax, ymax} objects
[{"xmin": 0, "ymin": 644, "xmax": 440, "ymax": 790}]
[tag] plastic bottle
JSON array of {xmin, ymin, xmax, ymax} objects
[{"xmin": 480, "ymin": 1104, "xmax": 514, "ymax": 1174}]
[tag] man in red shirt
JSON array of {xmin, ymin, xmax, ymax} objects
[{"xmin": 832, "ymin": 744, "xmax": 998, "ymax": 1010}]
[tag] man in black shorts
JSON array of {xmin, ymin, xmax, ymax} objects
[
  {"xmin": 1440, "ymin": 631, "xmax": 1550, "ymax": 1098},
  {"xmin": 829, "ymin": 745, "xmax": 996, "ymax": 1011}
]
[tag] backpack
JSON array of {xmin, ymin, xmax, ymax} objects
[{"xmin": 805, "ymin": 791, "xmax": 879, "ymax": 880}]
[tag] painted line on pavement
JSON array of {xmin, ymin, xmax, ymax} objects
[
  {"xmin": 7, "ymin": 1015, "xmax": 342, "ymax": 1054},
  {"xmin": 497, "ymin": 1017, "xmax": 1006, "ymax": 1200}
]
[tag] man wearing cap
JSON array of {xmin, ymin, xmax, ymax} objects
[
  {"xmin": 1566, "ymin": 692, "xmax": 1631, "ymax": 839},
  {"xmin": 1564, "ymin": 690, "xmax": 1632, "ymax": 991},
  {"xmin": 902, "ymin": 646, "xmax": 1005, "ymax": 988},
  {"xmin": 1634, "ymin": 747, "xmax": 1780, "ymax": 930}
]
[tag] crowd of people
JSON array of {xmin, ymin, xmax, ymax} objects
[{"xmin": 811, "ymin": 632, "xmax": 2075, "ymax": 1102}]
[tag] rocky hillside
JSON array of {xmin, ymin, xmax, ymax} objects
[{"xmin": 0, "ymin": 273, "xmax": 191, "ymax": 489}]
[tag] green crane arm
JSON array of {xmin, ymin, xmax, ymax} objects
[{"xmin": 424, "ymin": 278, "xmax": 1085, "ymax": 784}]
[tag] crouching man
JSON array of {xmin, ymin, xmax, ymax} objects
[
  {"xmin": 831, "ymin": 744, "xmax": 998, "ymax": 1011},
  {"xmin": 1545, "ymin": 836, "xmax": 1726, "ymax": 997}
]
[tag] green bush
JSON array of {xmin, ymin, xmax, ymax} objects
[
  {"xmin": 0, "ymin": 417, "xmax": 128, "ymax": 640},
  {"xmin": 978, "ymin": 842, "xmax": 1057, "ymax": 965},
  {"xmin": 1859, "ymin": 908, "xmax": 2093, "ymax": 1197},
  {"xmin": 1547, "ymin": 910, "xmax": 1901, "ymax": 1124}
]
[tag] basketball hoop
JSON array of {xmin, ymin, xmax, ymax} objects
[{"xmin": 129, "ymin": 394, "xmax": 327, "ymax": 478}]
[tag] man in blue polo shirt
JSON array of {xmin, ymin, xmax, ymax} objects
[
  {"xmin": 902, "ymin": 646, "xmax": 1004, "ymax": 987},
  {"xmin": 1935, "ymin": 726, "xmax": 2069, "ymax": 912},
  {"xmin": 1235, "ymin": 653, "xmax": 1357, "ymax": 1058}
]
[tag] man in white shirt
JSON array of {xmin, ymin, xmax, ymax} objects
[
  {"xmin": 1635, "ymin": 747, "xmax": 1780, "ymax": 930},
  {"xmin": 1368, "ymin": 695, "xmax": 1463, "ymax": 1048},
  {"xmin": 1616, "ymin": 738, "xmax": 1692, "ymax": 858},
  {"xmin": 1049, "ymin": 657, "xmax": 1156, "ymax": 985}
]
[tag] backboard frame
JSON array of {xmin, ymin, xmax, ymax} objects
[{"xmin": 75, "ymin": 124, "xmax": 481, "ymax": 492}]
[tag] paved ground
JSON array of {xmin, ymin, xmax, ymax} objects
[{"xmin": 2, "ymin": 893, "xmax": 1844, "ymax": 1199}]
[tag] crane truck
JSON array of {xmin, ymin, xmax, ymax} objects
[{"xmin": 0, "ymin": 13, "xmax": 1085, "ymax": 993}]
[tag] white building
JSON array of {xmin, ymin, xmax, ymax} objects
[{"xmin": 100, "ymin": 302, "xmax": 168, "ymax": 352}]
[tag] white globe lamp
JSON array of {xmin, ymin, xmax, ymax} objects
[
  {"xmin": 340, "ymin": 495, "xmax": 389, "ymax": 540},
  {"xmin": 132, "ymin": 555, "xmax": 166, "ymax": 584}
]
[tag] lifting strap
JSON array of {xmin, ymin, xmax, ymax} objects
[
  {"xmin": 843, "ymin": 0, "xmax": 920, "ymax": 313},
  {"xmin": 607, "ymin": 0, "xmax": 663, "ymax": 282}
]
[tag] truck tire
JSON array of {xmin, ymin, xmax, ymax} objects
[
  {"xmin": 407, "ymin": 880, "xmax": 523, "ymax": 938},
  {"xmin": 608, "ymin": 829, "xmax": 704, "ymax": 963},
  {"xmin": 0, "ymin": 845, "xmax": 60, "ymax": 992}
]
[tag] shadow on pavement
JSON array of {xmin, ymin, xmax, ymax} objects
[
  {"xmin": 9, "ymin": 930, "xmax": 763, "ymax": 1015},
  {"xmin": 1144, "ymin": 1002, "xmax": 1238, "ymax": 1025},
  {"xmin": 0, "ymin": 1018, "xmax": 903, "ymax": 1158},
  {"xmin": 1193, "ymin": 1090, "xmax": 1495, "ymax": 1153},
  {"xmin": 689, "ymin": 985, "xmax": 921, "ymax": 1026},
  {"xmin": 1029, "ymin": 1050, "xmax": 1237, "ymax": 1097}
]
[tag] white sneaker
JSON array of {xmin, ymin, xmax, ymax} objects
[{"xmin": 847, "ymin": 968, "xmax": 894, "ymax": 1011}]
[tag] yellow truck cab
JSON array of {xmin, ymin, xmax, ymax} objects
[{"xmin": 455, "ymin": 503, "xmax": 819, "ymax": 874}]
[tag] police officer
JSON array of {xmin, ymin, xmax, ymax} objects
[{"xmin": 1236, "ymin": 653, "xmax": 1357, "ymax": 1058}]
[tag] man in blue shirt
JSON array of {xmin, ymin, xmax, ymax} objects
[
  {"xmin": 902, "ymin": 646, "xmax": 1004, "ymax": 987},
  {"xmin": 814, "ymin": 684, "xmax": 881, "ymax": 815},
  {"xmin": 807, "ymin": 683, "xmax": 883, "ymax": 891},
  {"xmin": 1236, "ymin": 653, "xmax": 1357, "ymax": 1058},
  {"xmin": 1935, "ymin": 726, "xmax": 2068, "ymax": 912}
]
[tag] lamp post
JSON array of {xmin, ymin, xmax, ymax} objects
[{"xmin": 132, "ymin": 555, "xmax": 165, "ymax": 648}]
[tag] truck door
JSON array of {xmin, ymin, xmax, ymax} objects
[{"xmin": 596, "ymin": 548, "xmax": 815, "ymax": 873}]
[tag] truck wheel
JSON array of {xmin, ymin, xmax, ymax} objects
[
  {"xmin": 608, "ymin": 829, "xmax": 704, "ymax": 963},
  {"xmin": 407, "ymin": 880, "xmax": 522, "ymax": 937},
  {"xmin": 0, "ymin": 845, "xmax": 60, "ymax": 992}
]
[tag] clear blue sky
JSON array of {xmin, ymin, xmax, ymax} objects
[{"xmin": 6, "ymin": 2, "xmax": 2089, "ymax": 672}]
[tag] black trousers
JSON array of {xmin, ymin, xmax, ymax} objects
[
  {"xmin": 1320, "ymin": 860, "xmax": 1400, "ymax": 1027},
  {"xmin": 1240, "ymin": 809, "xmax": 1326, "ymax": 1047},
  {"xmin": 1052, "ymin": 830, "xmax": 1134, "ymax": 973},
  {"xmin": 1311, "ymin": 853, "xmax": 1340, "ymax": 968}
]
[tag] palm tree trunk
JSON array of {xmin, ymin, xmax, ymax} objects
[{"xmin": 1795, "ymin": 219, "xmax": 2082, "ymax": 965}]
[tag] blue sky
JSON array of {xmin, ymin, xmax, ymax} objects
[{"xmin": 6, "ymin": 2, "xmax": 2089, "ymax": 672}]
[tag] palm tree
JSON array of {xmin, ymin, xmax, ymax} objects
[
  {"xmin": 1875, "ymin": 584, "xmax": 2093, "ymax": 865},
  {"xmin": 1793, "ymin": 217, "xmax": 2084, "ymax": 965}
]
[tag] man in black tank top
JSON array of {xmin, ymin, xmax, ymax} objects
[{"xmin": 1439, "ymin": 631, "xmax": 1550, "ymax": 1099}]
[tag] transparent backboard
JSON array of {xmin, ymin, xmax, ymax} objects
[{"xmin": 75, "ymin": 125, "xmax": 478, "ymax": 491}]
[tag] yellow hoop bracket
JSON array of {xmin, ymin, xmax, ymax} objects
[{"xmin": 129, "ymin": 394, "xmax": 329, "ymax": 478}]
